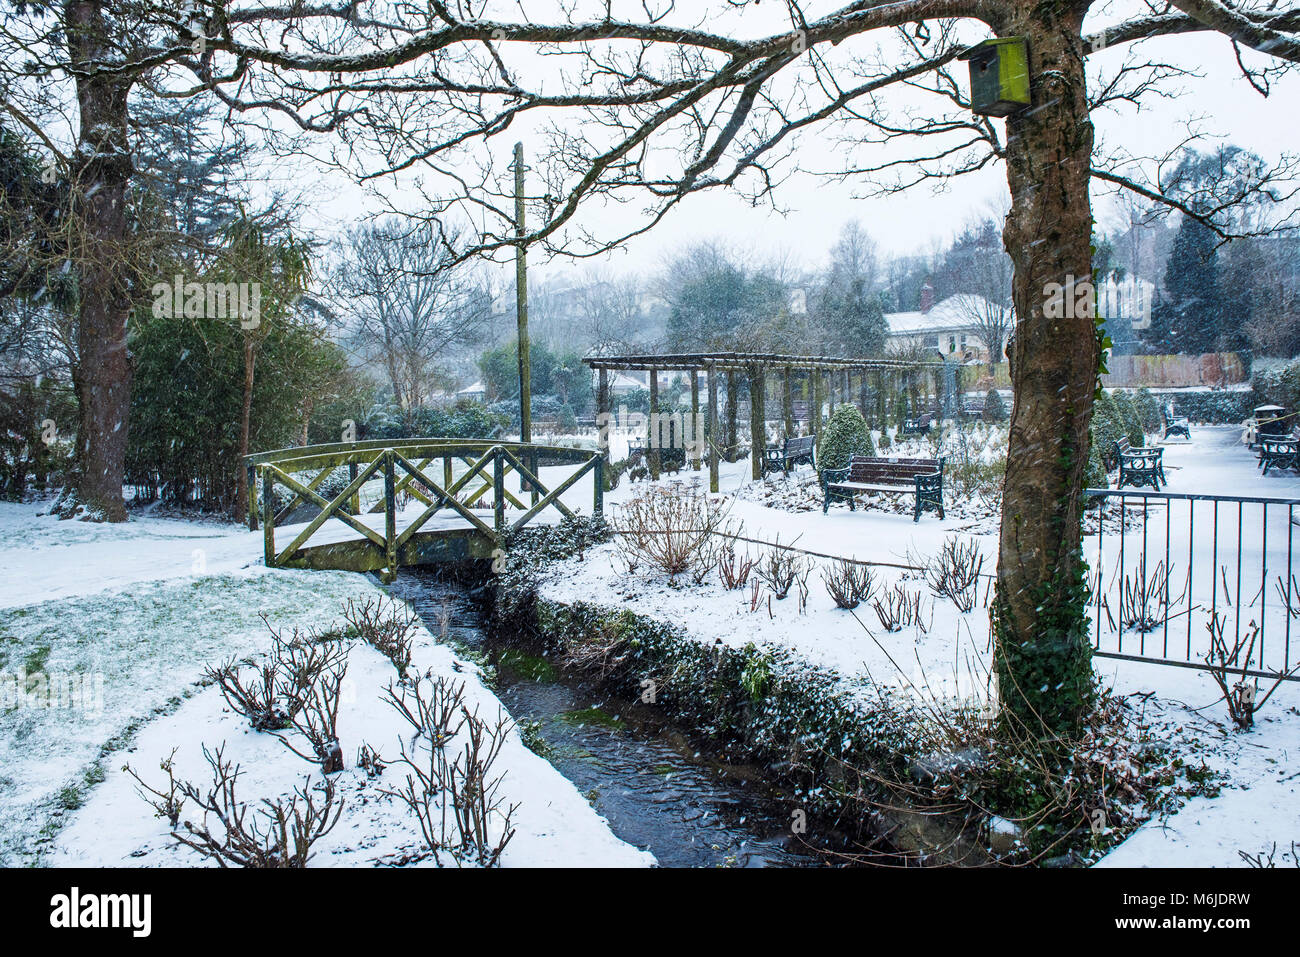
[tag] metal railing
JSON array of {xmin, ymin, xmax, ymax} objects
[
  {"xmin": 244, "ymin": 439, "xmax": 604, "ymax": 579},
  {"xmin": 1084, "ymin": 488, "xmax": 1300, "ymax": 681}
]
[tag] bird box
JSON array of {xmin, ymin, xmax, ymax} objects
[{"xmin": 960, "ymin": 38, "xmax": 1031, "ymax": 117}]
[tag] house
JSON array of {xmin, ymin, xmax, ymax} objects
[
  {"xmin": 456, "ymin": 381, "xmax": 486, "ymax": 402},
  {"xmin": 884, "ymin": 286, "xmax": 1011, "ymax": 361}
]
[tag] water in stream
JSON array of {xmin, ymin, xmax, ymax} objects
[{"xmin": 386, "ymin": 569, "xmax": 819, "ymax": 868}]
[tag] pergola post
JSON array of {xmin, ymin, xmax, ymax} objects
[
  {"xmin": 811, "ymin": 369, "xmax": 822, "ymax": 438},
  {"xmin": 689, "ymin": 370, "xmax": 701, "ymax": 471},
  {"xmin": 596, "ymin": 367, "xmax": 611, "ymax": 465},
  {"xmin": 707, "ymin": 363, "xmax": 719, "ymax": 493},
  {"xmin": 750, "ymin": 364, "xmax": 766, "ymax": 481},
  {"xmin": 648, "ymin": 367, "xmax": 660, "ymax": 480},
  {"xmin": 725, "ymin": 370, "xmax": 738, "ymax": 463},
  {"xmin": 783, "ymin": 366, "xmax": 794, "ymax": 437}
]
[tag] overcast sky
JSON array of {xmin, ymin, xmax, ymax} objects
[{"xmin": 293, "ymin": 2, "xmax": 1300, "ymax": 285}]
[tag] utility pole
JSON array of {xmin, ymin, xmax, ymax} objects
[{"xmin": 514, "ymin": 142, "xmax": 531, "ymax": 445}]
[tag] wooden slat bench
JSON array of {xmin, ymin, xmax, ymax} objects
[
  {"xmin": 1114, "ymin": 438, "xmax": 1165, "ymax": 490},
  {"xmin": 762, "ymin": 434, "xmax": 816, "ymax": 476},
  {"xmin": 822, "ymin": 455, "xmax": 945, "ymax": 522},
  {"xmin": 900, "ymin": 413, "xmax": 934, "ymax": 436},
  {"xmin": 1259, "ymin": 430, "xmax": 1300, "ymax": 475}
]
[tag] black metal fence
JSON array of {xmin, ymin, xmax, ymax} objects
[{"xmin": 1084, "ymin": 488, "xmax": 1300, "ymax": 681}]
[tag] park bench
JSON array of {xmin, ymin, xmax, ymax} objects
[
  {"xmin": 900, "ymin": 413, "xmax": 934, "ymax": 436},
  {"xmin": 822, "ymin": 455, "xmax": 945, "ymax": 522},
  {"xmin": 1162, "ymin": 405, "xmax": 1191, "ymax": 440},
  {"xmin": 1114, "ymin": 438, "xmax": 1166, "ymax": 490},
  {"xmin": 1258, "ymin": 430, "xmax": 1300, "ymax": 475},
  {"xmin": 762, "ymin": 434, "xmax": 816, "ymax": 476},
  {"xmin": 962, "ymin": 398, "xmax": 985, "ymax": 418}
]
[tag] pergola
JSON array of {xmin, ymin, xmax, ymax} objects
[{"xmin": 584, "ymin": 351, "xmax": 950, "ymax": 491}]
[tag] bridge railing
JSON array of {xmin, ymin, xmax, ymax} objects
[{"xmin": 243, "ymin": 439, "xmax": 604, "ymax": 578}]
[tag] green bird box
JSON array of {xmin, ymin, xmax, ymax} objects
[{"xmin": 960, "ymin": 37, "xmax": 1031, "ymax": 117}]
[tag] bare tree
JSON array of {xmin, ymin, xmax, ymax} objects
[
  {"xmin": 945, "ymin": 220, "xmax": 1014, "ymax": 371},
  {"xmin": 4, "ymin": 0, "xmax": 1300, "ymax": 734},
  {"xmin": 333, "ymin": 218, "xmax": 489, "ymax": 409}
]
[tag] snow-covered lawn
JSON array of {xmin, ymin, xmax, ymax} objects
[
  {"xmin": 0, "ymin": 503, "xmax": 649, "ymax": 868},
  {"xmin": 551, "ymin": 424, "xmax": 1300, "ymax": 866},
  {"xmin": 5, "ymin": 421, "xmax": 1299, "ymax": 868}
]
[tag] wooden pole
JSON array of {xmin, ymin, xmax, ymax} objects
[
  {"xmin": 383, "ymin": 451, "xmax": 397, "ymax": 583},
  {"xmin": 811, "ymin": 370, "xmax": 822, "ymax": 438},
  {"xmin": 750, "ymin": 365, "xmax": 766, "ymax": 481},
  {"xmin": 648, "ymin": 368, "xmax": 660, "ymax": 480},
  {"xmin": 690, "ymin": 370, "xmax": 701, "ymax": 471},
  {"xmin": 783, "ymin": 366, "xmax": 794, "ymax": 437},
  {"xmin": 725, "ymin": 370, "xmax": 738, "ymax": 462},
  {"xmin": 597, "ymin": 367, "xmax": 611, "ymax": 467},
  {"xmin": 513, "ymin": 142, "xmax": 531, "ymax": 446},
  {"xmin": 708, "ymin": 363, "xmax": 719, "ymax": 492}
]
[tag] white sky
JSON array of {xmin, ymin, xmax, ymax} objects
[{"xmin": 285, "ymin": 2, "xmax": 1300, "ymax": 283}]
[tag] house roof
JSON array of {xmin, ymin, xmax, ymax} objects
[{"xmin": 885, "ymin": 294, "xmax": 1005, "ymax": 335}]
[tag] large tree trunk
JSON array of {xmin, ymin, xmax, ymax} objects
[
  {"xmin": 67, "ymin": 0, "xmax": 133, "ymax": 522},
  {"xmin": 994, "ymin": 10, "xmax": 1099, "ymax": 738}
]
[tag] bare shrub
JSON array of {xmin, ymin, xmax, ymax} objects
[
  {"xmin": 204, "ymin": 659, "xmax": 291, "ymax": 731},
  {"xmin": 611, "ymin": 484, "xmax": 734, "ymax": 578},
  {"xmin": 169, "ymin": 744, "xmax": 343, "ymax": 868},
  {"xmin": 872, "ymin": 583, "xmax": 923, "ymax": 632},
  {"xmin": 717, "ymin": 542, "xmax": 756, "ymax": 590},
  {"xmin": 1204, "ymin": 614, "xmax": 1300, "ymax": 730},
  {"xmin": 1239, "ymin": 842, "xmax": 1300, "ymax": 868},
  {"xmin": 205, "ymin": 617, "xmax": 349, "ymax": 733},
  {"xmin": 343, "ymin": 596, "xmax": 419, "ymax": 677},
  {"xmin": 123, "ymin": 748, "xmax": 184, "ymax": 828},
  {"xmin": 794, "ymin": 560, "xmax": 812, "ymax": 613},
  {"xmin": 1120, "ymin": 557, "xmax": 1183, "ymax": 633},
  {"xmin": 923, "ymin": 537, "xmax": 984, "ymax": 613},
  {"xmin": 384, "ymin": 675, "xmax": 468, "ymax": 746},
  {"xmin": 756, "ymin": 541, "xmax": 804, "ymax": 600},
  {"xmin": 357, "ymin": 743, "xmax": 387, "ymax": 778},
  {"xmin": 823, "ymin": 559, "xmax": 877, "ymax": 610},
  {"xmin": 385, "ymin": 699, "xmax": 519, "ymax": 867},
  {"xmin": 276, "ymin": 652, "xmax": 348, "ymax": 774}
]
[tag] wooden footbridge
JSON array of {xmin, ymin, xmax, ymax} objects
[{"xmin": 243, "ymin": 439, "xmax": 604, "ymax": 580}]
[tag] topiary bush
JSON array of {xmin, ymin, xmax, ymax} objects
[
  {"xmin": 1133, "ymin": 388, "xmax": 1162, "ymax": 434},
  {"xmin": 983, "ymin": 389, "xmax": 1008, "ymax": 423},
  {"xmin": 1112, "ymin": 390, "xmax": 1145, "ymax": 446},
  {"xmin": 817, "ymin": 405, "xmax": 874, "ymax": 476},
  {"xmin": 1090, "ymin": 391, "xmax": 1126, "ymax": 470}
]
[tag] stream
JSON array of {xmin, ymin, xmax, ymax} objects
[{"xmin": 385, "ymin": 568, "xmax": 820, "ymax": 868}]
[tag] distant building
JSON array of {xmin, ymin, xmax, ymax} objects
[
  {"xmin": 456, "ymin": 381, "xmax": 486, "ymax": 402},
  {"xmin": 884, "ymin": 292, "xmax": 1010, "ymax": 361}
]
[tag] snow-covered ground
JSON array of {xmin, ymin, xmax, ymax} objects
[
  {"xmin": 0, "ymin": 502, "xmax": 649, "ymax": 867},
  {"xmin": 4, "ymin": 423, "xmax": 1298, "ymax": 867},
  {"xmin": 546, "ymin": 424, "xmax": 1300, "ymax": 866}
]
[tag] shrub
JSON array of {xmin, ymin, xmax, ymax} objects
[
  {"xmin": 1166, "ymin": 389, "xmax": 1257, "ymax": 424},
  {"xmin": 611, "ymin": 485, "xmax": 733, "ymax": 578},
  {"xmin": 1090, "ymin": 391, "xmax": 1126, "ymax": 468},
  {"xmin": 817, "ymin": 405, "xmax": 874, "ymax": 477},
  {"xmin": 983, "ymin": 389, "xmax": 1008, "ymax": 423},
  {"xmin": 557, "ymin": 402, "xmax": 578, "ymax": 433},
  {"xmin": 1133, "ymin": 389, "xmax": 1162, "ymax": 433},
  {"xmin": 1112, "ymin": 390, "xmax": 1145, "ymax": 445}
]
